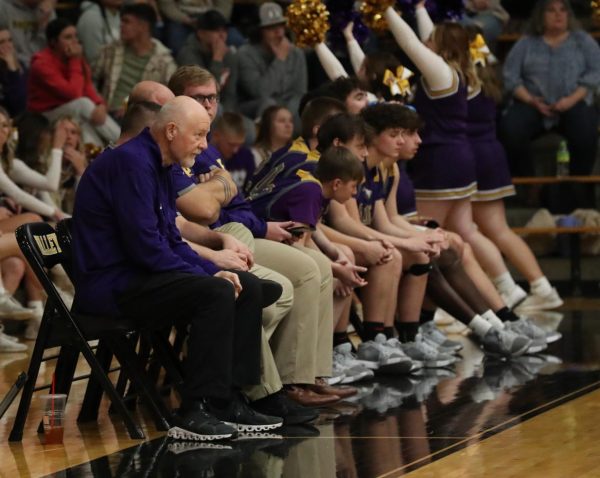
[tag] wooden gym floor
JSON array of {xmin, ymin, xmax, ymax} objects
[{"xmin": 1, "ymin": 298, "xmax": 599, "ymax": 477}]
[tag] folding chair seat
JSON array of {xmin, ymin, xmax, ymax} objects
[{"xmin": 9, "ymin": 223, "xmax": 171, "ymax": 442}]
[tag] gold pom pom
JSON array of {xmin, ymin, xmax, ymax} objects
[
  {"xmin": 593, "ymin": 1, "xmax": 600, "ymax": 27},
  {"xmin": 286, "ymin": 0, "xmax": 330, "ymax": 48},
  {"xmin": 360, "ymin": 0, "xmax": 396, "ymax": 32}
]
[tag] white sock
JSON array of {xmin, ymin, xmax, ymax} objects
[
  {"xmin": 481, "ymin": 310, "xmax": 505, "ymax": 329},
  {"xmin": 27, "ymin": 300, "xmax": 43, "ymax": 310},
  {"xmin": 492, "ymin": 271, "xmax": 517, "ymax": 295},
  {"xmin": 469, "ymin": 315, "xmax": 492, "ymax": 337},
  {"xmin": 530, "ymin": 276, "xmax": 552, "ymax": 296}
]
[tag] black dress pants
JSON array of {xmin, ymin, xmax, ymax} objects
[{"xmin": 117, "ymin": 270, "xmax": 263, "ymax": 401}]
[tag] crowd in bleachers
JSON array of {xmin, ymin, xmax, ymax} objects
[{"xmin": 0, "ymin": 0, "xmax": 598, "ymax": 441}]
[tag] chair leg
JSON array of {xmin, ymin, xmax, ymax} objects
[
  {"xmin": 150, "ymin": 332, "xmax": 185, "ymax": 395},
  {"xmin": 110, "ymin": 336, "xmax": 171, "ymax": 431},
  {"xmin": 78, "ymin": 340, "xmax": 113, "ymax": 423},
  {"xmin": 9, "ymin": 311, "xmax": 53, "ymax": 441},
  {"xmin": 75, "ymin": 335, "xmax": 145, "ymax": 439},
  {"xmin": 110, "ymin": 333, "xmax": 143, "ymax": 414}
]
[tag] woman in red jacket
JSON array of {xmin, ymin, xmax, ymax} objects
[{"xmin": 27, "ymin": 18, "xmax": 119, "ymax": 146}]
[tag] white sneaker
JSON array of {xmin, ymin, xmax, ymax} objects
[
  {"xmin": 357, "ymin": 334, "xmax": 414, "ymax": 374},
  {"xmin": 515, "ymin": 288, "xmax": 563, "ymax": 312},
  {"xmin": 419, "ymin": 321, "xmax": 463, "ymax": 353},
  {"xmin": 500, "ymin": 285, "xmax": 528, "ymax": 310},
  {"xmin": 401, "ymin": 335, "xmax": 458, "ymax": 368},
  {"xmin": 0, "ymin": 293, "xmax": 36, "ymax": 320},
  {"xmin": 442, "ymin": 318, "xmax": 470, "ymax": 335},
  {"xmin": 332, "ymin": 343, "xmax": 375, "ymax": 384},
  {"xmin": 433, "ymin": 308, "xmax": 454, "ymax": 325},
  {"xmin": 25, "ymin": 308, "xmax": 43, "ymax": 341},
  {"xmin": 0, "ymin": 332, "xmax": 27, "ymax": 352}
]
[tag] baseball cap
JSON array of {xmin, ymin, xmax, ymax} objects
[
  {"xmin": 196, "ymin": 10, "xmax": 228, "ymax": 31},
  {"xmin": 259, "ymin": 2, "xmax": 286, "ymax": 28}
]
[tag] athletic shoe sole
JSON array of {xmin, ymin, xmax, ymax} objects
[
  {"xmin": 167, "ymin": 426, "xmax": 235, "ymax": 441},
  {"xmin": 167, "ymin": 441, "xmax": 233, "ymax": 453},
  {"xmin": 341, "ymin": 370, "xmax": 374, "ymax": 384},
  {"xmin": 545, "ymin": 331, "xmax": 562, "ymax": 343},
  {"xmin": 327, "ymin": 374, "xmax": 346, "ymax": 385},
  {"xmin": 421, "ymin": 358, "xmax": 457, "ymax": 368},
  {"xmin": 515, "ymin": 297, "xmax": 564, "ymax": 312},
  {"xmin": 223, "ymin": 421, "xmax": 283, "ymax": 432}
]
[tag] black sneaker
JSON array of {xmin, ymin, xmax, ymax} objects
[
  {"xmin": 208, "ymin": 393, "xmax": 284, "ymax": 433},
  {"xmin": 168, "ymin": 400, "xmax": 238, "ymax": 441},
  {"xmin": 251, "ymin": 391, "xmax": 319, "ymax": 426}
]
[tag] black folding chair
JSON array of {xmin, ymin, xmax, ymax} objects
[
  {"xmin": 9, "ymin": 223, "xmax": 170, "ymax": 441},
  {"xmin": 56, "ymin": 219, "xmax": 186, "ymax": 417}
]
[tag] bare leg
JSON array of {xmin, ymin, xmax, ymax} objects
[
  {"xmin": 1, "ymin": 257, "xmax": 26, "ymax": 294},
  {"xmin": 444, "ymin": 198, "xmax": 508, "ymax": 278},
  {"xmin": 460, "ymin": 242, "xmax": 505, "ymax": 311},
  {"xmin": 359, "ymin": 250, "xmax": 402, "ymax": 326},
  {"xmin": 473, "ymin": 200, "xmax": 544, "ymax": 282}
]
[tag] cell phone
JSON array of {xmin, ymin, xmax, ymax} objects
[{"xmin": 287, "ymin": 226, "xmax": 314, "ymax": 237}]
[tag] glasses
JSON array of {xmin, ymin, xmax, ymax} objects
[{"xmin": 188, "ymin": 94, "xmax": 219, "ymax": 105}]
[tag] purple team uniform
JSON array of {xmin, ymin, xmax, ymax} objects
[
  {"xmin": 410, "ymin": 72, "xmax": 477, "ymax": 200},
  {"xmin": 171, "ymin": 145, "xmax": 268, "ymax": 238},
  {"xmin": 356, "ymin": 163, "xmax": 384, "ymax": 227},
  {"xmin": 468, "ymin": 91, "xmax": 515, "ymax": 201},
  {"xmin": 246, "ymin": 137, "xmax": 319, "ymax": 199},
  {"xmin": 380, "ymin": 161, "xmax": 418, "ymax": 218},
  {"xmin": 247, "ymin": 137, "xmax": 324, "ymax": 226},
  {"xmin": 223, "ymin": 146, "xmax": 256, "ymax": 191}
]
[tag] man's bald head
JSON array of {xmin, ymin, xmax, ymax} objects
[
  {"xmin": 151, "ymin": 96, "xmax": 211, "ymax": 167},
  {"xmin": 129, "ymin": 81, "xmax": 175, "ymax": 107}
]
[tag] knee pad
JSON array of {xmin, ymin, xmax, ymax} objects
[{"xmin": 407, "ymin": 262, "xmax": 433, "ymax": 276}]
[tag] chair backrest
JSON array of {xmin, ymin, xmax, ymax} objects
[
  {"xmin": 55, "ymin": 218, "xmax": 74, "ymax": 280},
  {"xmin": 15, "ymin": 223, "xmax": 70, "ymax": 315}
]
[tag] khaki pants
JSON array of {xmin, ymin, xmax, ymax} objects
[
  {"xmin": 216, "ymin": 223, "xmax": 293, "ymax": 400},
  {"xmin": 255, "ymin": 239, "xmax": 334, "ymax": 382},
  {"xmin": 218, "ymin": 223, "xmax": 334, "ymax": 384}
]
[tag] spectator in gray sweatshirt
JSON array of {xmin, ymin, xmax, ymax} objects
[
  {"xmin": 177, "ymin": 10, "xmax": 238, "ymax": 112},
  {"xmin": 0, "ymin": 0, "xmax": 55, "ymax": 65},
  {"xmin": 237, "ymin": 2, "xmax": 307, "ymax": 129},
  {"xmin": 76, "ymin": 0, "xmax": 122, "ymax": 65}
]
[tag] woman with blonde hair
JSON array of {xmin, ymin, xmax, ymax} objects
[{"xmin": 384, "ymin": 5, "xmax": 532, "ymax": 331}]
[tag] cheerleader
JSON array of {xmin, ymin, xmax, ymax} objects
[
  {"xmin": 465, "ymin": 26, "xmax": 562, "ymax": 311},
  {"xmin": 386, "ymin": 4, "xmax": 531, "ymax": 312}
]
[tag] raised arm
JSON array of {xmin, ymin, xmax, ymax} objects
[
  {"xmin": 315, "ymin": 42, "xmax": 349, "ymax": 81},
  {"xmin": 415, "ymin": 3, "xmax": 435, "ymax": 42},
  {"xmin": 384, "ymin": 7, "xmax": 454, "ymax": 91}
]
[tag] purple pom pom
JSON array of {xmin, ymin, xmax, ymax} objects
[
  {"xmin": 326, "ymin": 0, "xmax": 370, "ymax": 49},
  {"xmin": 425, "ymin": 0, "xmax": 465, "ymax": 22}
]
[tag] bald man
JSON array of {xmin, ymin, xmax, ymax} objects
[
  {"xmin": 128, "ymin": 80, "xmax": 175, "ymax": 108},
  {"xmin": 72, "ymin": 96, "xmax": 283, "ymax": 441}
]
